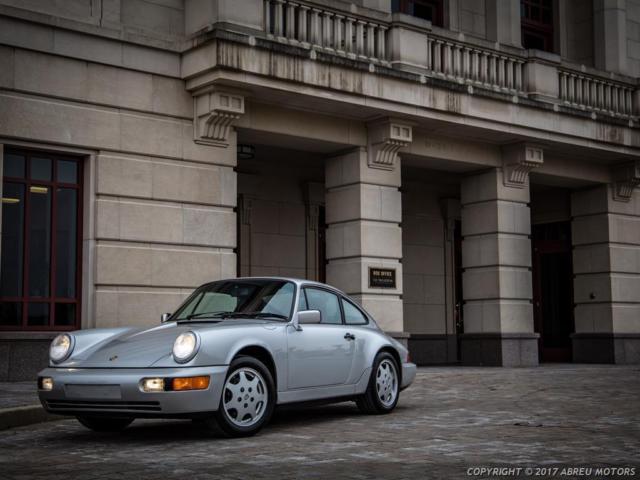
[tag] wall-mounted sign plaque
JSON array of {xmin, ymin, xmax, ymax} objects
[{"xmin": 369, "ymin": 267, "xmax": 396, "ymax": 288}]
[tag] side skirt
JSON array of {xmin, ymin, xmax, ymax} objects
[{"xmin": 277, "ymin": 367, "xmax": 372, "ymax": 405}]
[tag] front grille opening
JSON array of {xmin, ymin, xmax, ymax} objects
[{"xmin": 46, "ymin": 399, "xmax": 161, "ymax": 412}]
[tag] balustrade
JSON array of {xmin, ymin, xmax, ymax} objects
[{"xmin": 264, "ymin": 0, "xmax": 389, "ymax": 63}]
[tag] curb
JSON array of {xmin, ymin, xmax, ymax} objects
[{"xmin": 0, "ymin": 405, "xmax": 62, "ymax": 431}]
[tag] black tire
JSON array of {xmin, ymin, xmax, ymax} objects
[
  {"xmin": 201, "ymin": 356, "xmax": 276, "ymax": 437},
  {"xmin": 76, "ymin": 416, "xmax": 134, "ymax": 432},
  {"xmin": 356, "ymin": 351, "xmax": 400, "ymax": 415}
]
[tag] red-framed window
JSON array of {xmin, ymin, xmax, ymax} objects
[
  {"xmin": 393, "ymin": 0, "xmax": 444, "ymax": 27},
  {"xmin": 0, "ymin": 148, "xmax": 83, "ymax": 330},
  {"xmin": 521, "ymin": 0, "xmax": 554, "ymax": 52}
]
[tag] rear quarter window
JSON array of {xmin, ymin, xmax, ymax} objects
[{"xmin": 342, "ymin": 298, "xmax": 368, "ymax": 325}]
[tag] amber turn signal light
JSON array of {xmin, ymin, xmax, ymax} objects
[{"xmin": 172, "ymin": 376, "xmax": 210, "ymax": 391}]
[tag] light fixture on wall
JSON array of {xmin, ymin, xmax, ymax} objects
[{"xmin": 237, "ymin": 144, "xmax": 255, "ymax": 160}]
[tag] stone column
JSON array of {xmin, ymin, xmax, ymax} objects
[
  {"xmin": 571, "ymin": 162, "xmax": 640, "ymax": 364},
  {"xmin": 184, "ymin": 0, "xmax": 264, "ymax": 36},
  {"xmin": 325, "ymin": 119, "xmax": 412, "ymax": 340},
  {"xmin": 459, "ymin": 144, "xmax": 543, "ymax": 366},
  {"xmin": 593, "ymin": 0, "xmax": 628, "ymax": 75},
  {"xmin": 485, "ymin": 0, "xmax": 522, "ymax": 48},
  {"xmin": 361, "ymin": 0, "xmax": 391, "ymax": 13}
]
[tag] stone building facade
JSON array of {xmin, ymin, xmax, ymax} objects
[{"xmin": 0, "ymin": 0, "xmax": 639, "ymax": 380}]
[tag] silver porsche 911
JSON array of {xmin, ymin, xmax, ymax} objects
[{"xmin": 38, "ymin": 277, "xmax": 416, "ymax": 437}]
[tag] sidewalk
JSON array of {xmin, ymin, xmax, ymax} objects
[{"xmin": 0, "ymin": 381, "xmax": 59, "ymax": 430}]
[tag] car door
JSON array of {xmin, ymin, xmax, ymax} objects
[{"xmin": 286, "ymin": 287, "xmax": 356, "ymax": 389}]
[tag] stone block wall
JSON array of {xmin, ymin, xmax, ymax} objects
[
  {"xmin": 0, "ymin": 17, "xmax": 237, "ymax": 330},
  {"xmin": 237, "ymin": 145, "xmax": 325, "ymax": 279}
]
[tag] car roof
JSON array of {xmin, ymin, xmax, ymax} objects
[
  {"xmin": 204, "ymin": 277, "xmax": 348, "ymax": 296},
  {"xmin": 196, "ymin": 277, "xmax": 376, "ymax": 324}
]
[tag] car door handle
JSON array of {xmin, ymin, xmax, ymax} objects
[{"xmin": 344, "ymin": 332, "xmax": 356, "ymax": 341}]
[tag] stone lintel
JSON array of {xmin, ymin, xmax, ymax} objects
[
  {"xmin": 366, "ymin": 118, "xmax": 413, "ymax": 170},
  {"xmin": 194, "ymin": 88, "xmax": 245, "ymax": 147},
  {"xmin": 502, "ymin": 143, "xmax": 544, "ymax": 188},
  {"xmin": 612, "ymin": 160, "xmax": 640, "ymax": 202}
]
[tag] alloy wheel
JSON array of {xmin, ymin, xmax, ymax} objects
[
  {"xmin": 222, "ymin": 367, "xmax": 268, "ymax": 427},
  {"xmin": 375, "ymin": 359, "xmax": 398, "ymax": 407}
]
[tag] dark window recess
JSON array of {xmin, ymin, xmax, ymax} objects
[
  {"xmin": 393, "ymin": 0, "xmax": 444, "ymax": 27},
  {"xmin": 1, "ymin": 149, "xmax": 83, "ymax": 330},
  {"xmin": 521, "ymin": 0, "xmax": 554, "ymax": 52}
]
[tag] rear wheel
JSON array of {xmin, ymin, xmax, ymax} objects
[
  {"xmin": 200, "ymin": 356, "xmax": 276, "ymax": 437},
  {"xmin": 76, "ymin": 416, "xmax": 134, "ymax": 432},
  {"xmin": 356, "ymin": 351, "xmax": 400, "ymax": 414}
]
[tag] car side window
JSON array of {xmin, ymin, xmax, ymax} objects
[
  {"xmin": 304, "ymin": 288, "xmax": 342, "ymax": 324},
  {"xmin": 342, "ymin": 298, "xmax": 368, "ymax": 325}
]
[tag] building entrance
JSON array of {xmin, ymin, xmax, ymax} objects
[
  {"xmin": 235, "ymin": 144, "xmax": 326, "ymax": 281},
  {"xmin": 532, "ymin": 222, "xmax": 574, "ymax": 362}
]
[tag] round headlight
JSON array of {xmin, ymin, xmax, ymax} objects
[
  {"xmin": 173, "ymin": 332, "xmax": 199, "ymax": 363},
  {"xmin": 50, "ymin": 334, "xmax": 74, "ymax": 363}
]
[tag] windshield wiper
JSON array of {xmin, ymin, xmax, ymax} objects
[
  {"xmin": 186, "ymin": 311, "xmax": 228, "ymax": 320},
  {"xmin": 242, "ymin": 312, "xmax": 289, "ymax": 320},
  {"xmin": 185, "ymin": 311, "xmax": 288, "ymax": 321}
]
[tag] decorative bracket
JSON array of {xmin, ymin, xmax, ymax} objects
[
  {"xmin": 194, "ymin": 89, "xmax": 245, "ymax": 147},
  {"xmin": 612, "ymin": 161, "xmax": 640, "ymax": 202},
  {"xmin": 502, "ymin": 143, "xmax": 544, "ymax": 188},
  {"xmin": 367, "ymin": 119, "xmax": 413, "ymax": 170}
]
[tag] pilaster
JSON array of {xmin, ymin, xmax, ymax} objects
[
  {"xmin": 485, "ymin": 0, "xmax": 522, "ymax": 48},
  {"xmin": 459, "ymin": 143, "xmax": 541, "ymax": 366},
  {"xmin": 571, "ymin": 181, "xmax": 640, "ymax": 364},
  {"xmin": 325, "ymin": 119, "xmax": 412, "ymax": 333},
  {"xmin": 593, "ymin": 0, "xmax": 628, "ymax": 75}
]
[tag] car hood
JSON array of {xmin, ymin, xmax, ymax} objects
[{"xmin": 64, "ymin": 319, "xmax": 279, "ymax": 368}]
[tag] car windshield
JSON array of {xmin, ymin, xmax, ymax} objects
[{"xmin": 172, "ymin": 279, "xmax": 296, "ymax": 322}]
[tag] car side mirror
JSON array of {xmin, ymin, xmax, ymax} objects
[
  {"xmin": 298, "ymin": 310, "xmax": 322, "ymax": 325},
  {"xmin": 161, "ymin": 313, "xmax": 172, "ymax": 323}
]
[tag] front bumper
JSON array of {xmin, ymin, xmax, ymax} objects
[
  {"xmin": 38, "ymin": 366, "xmax": 228, "ymax": 418},
  {"xmin": 400, "ymin": 362, "xmax": 417, "ymax": 390}
]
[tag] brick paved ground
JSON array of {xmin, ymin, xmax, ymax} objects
[{"xmin": 0, "ymin": 365, "xmax": 639, "ymax": 479}]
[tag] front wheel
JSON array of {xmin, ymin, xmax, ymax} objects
[
  {"xmin": 76, "ymin": 416, "xmax": 134, "ymax": 432},
  {"xmin": 356, "ymin": 351, "xmax": 400, "ymax": 414},
  {"xmin": 201, "ymin": 356, "xmax": 276, "ymax": 437}
]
